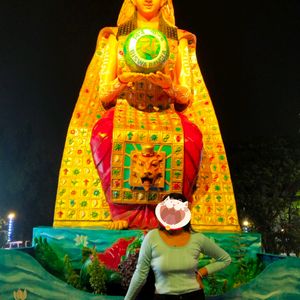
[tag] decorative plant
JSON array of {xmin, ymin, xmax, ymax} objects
[
  {"xmin": 0, "ymin": 217, "xmax": 8, "ymax": 248},
  {"xmin": 231, "ymin": 257, "xmax": 265, "ymax": 288},
  {"xmin": 118, "ymin": 251, "xmax": 140, "ymax": 290},
  {"xmin": 88, "ymin": 248, "xmax": 107, "ymax": 294},
  {"xmin": 33, "ymin": 237, "xmax": 65, "ymax": 280},
  {"xmin": 64, "ymin": 254, "xmax": 82, "ymax": 290}
]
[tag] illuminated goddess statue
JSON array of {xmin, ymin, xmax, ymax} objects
[{"xmin": 53, "ymin": 0, "xmax": 240, "ymax": 232}]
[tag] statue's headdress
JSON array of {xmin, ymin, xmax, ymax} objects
[
  {"xmin": 117, "ymin": 0, "xmax": 177, "ymax": 39},
  {"xmin": 117, "ymin": 0, "xmax": 175, "ymax": 26}
]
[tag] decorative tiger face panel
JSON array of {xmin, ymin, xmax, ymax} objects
[{"xmin": 130, "ymin": 145, "xmax": 166, "ymax": 191}]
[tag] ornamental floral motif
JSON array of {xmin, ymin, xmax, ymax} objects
[
  {"xmin": 13, "ymin": 289, "xmax": 27, "ymax": 300},
  {"xmin": 91, "ymin": 211, "xmax": 99, "ymax": 218},
  {"xmin": 74, "ymin": 234, "xmax": 88, "ymax": 247}
]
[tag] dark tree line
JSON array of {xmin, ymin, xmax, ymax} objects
[
  {"xmin": 227, "ymin": 136, "xmax": 300, "ymax": 256},
  {"xmin": 0, "ymin": 123, "xmax": 60, "ymax": 241}
]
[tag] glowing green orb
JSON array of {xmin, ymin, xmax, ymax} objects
[{"xmin": 124, "ymin": 28, "xmax": 169, "ymax": 73}]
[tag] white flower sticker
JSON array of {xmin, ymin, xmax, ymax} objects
[{"xmin": 155, "ymin": 197, "xmax": 191, "ymax": 230}]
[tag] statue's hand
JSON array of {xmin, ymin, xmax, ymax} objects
[
  {"xmin": 118, "ymin": 71, "xmax": 145, "ymax": 85},
  {"xmin": 147, "ymin": 71, "xmax": 173, "ymax": 89}
]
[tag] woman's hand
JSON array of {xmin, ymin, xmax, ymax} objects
[
  {"xmin": 196, "ymin": 275, "xmax": 204, "ymax": 289},
  {"xmin": 195, "ymin": 269, "xmax": 206, "ymax": 289},
  {"xmin": 146, "ymin": 71, "xmax": 172, "ymax": 89}
]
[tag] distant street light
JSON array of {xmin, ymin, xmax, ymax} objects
[
  {"xmin": 243, "ymin": 220, "xmax": 249, "ymax": 227},
  {"xmin": 7, "ymin": 212, "xmax": 15, "ymax": 242},
  {"xmin": 242, "ymin": 219, "xmax": 251, "ymax": 232}
]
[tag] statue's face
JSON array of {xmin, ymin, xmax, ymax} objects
[{"xmin": 134, "ymin": 0, "xmax": 163, "ymax": 20}]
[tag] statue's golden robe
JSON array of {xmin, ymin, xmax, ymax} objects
[{"xmin": 53, "ymin": 27, "xmax": 240, "ymax": 232}]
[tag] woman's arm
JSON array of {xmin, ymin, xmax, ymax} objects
[
  {"xmin": 124, "ymin": 232, "xmax": 153, "ymax": 300},
  {"xmin": 198, "ymin": 234, "xmax": 231, "ymax": 275}
]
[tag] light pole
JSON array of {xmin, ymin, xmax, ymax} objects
[{"xmin": 7, "ymin": 213, "xmax": 15, "ymax": 242}]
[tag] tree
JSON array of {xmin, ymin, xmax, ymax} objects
[
  {"xmin": 228, "ymin": 136, "xmax": 300, "ymax": 255},
  {"xmin": 0, "ymin": 217, "xmax": 8, "ymax": 248},
  {"xmin": 276, "ymin": 197, "xmax": 300, "ymax": 256}
]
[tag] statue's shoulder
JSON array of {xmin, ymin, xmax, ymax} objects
[
  {"xmin": 177, "ymin": 29, "xmax": 197, "ymax": 46},
  {"xmin": 96, "ymin": 26, "xmax": 118, "ymax": 43}
]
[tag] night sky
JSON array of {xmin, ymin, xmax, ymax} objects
[{"xmin": 0, "ymin": 0, "xmax": 299, "ymax": 240}]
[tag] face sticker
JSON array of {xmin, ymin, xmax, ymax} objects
[{"xmin": 155, "ymin": 196, "xmax": 191, "ymax": 230}]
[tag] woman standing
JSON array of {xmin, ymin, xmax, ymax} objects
[{"xmin": 124, "ymin": 193, "xmax": 231, "ymax": 300}]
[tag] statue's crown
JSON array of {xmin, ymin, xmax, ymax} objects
[{"xmin": 141, "ymin": 144, "xmax": 155, "ymax": 157}]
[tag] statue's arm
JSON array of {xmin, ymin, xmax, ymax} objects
[
  {"xmin": 98, "ymin": 30, "xmax": 127, "ymax": 108},
  {"xmin": 98, "ymin": 30, "xmax": 146, "ymax": 109},
  {"xmin": 166, "ymin": 34, "xmax": 195, "ymax": 111}
]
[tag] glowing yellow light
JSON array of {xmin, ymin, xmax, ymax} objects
[
  {"xmin": 7, "ymin": 213, "xmax": 15, "ymax": 220},
  {"xmin": 242, "ymin": 219, "xmax": 249, "ymax": 227}
]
